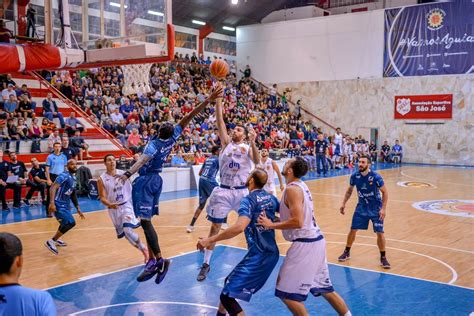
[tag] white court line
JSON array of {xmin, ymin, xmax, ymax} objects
[
  {"xmin": 310, "ymin": 191, "xmax": 414, "ymax": 204},
  {"xmin": 401, "ymin": 168, "xmax": 474, "ymax": 187},
  {"xmin": 14, "ymin": 226, "xmax": 210, "ymax": 236},
  {"xmin": 69, "ymin": 301, "xmax": 218, "ymax": 315},
  {"xmin": 277, "ymin": 241, "xmax": 458, "ymax": 285}
]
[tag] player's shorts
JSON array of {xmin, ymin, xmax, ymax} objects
[
  {"xmin": 54, "ymin": 202, "xmax": 75, "ymax": 225},
  {"xmin": 223, "ymin": 246, "xmax": 279, "ymax": 302},
  {"xmin": 198, "ymin": 178, "xmax": 218, "ymax": 207},
  {"xmin": 206, "ymin": 186, "xmax": 249, "ymax": 223},
  {"xmin": 264, "ymin": 182, "xmax": 277, "ymax": 197},
  {"xmin": 351, "ymin": 205, "xmax": 384, "ymax": 233},
  {"xmin": 275, "ymin": 236, "xmax": 334, "ymax": 302},
  {"xmin": 132, "ymin": 173, "xmax": 163, "ymax": 220},
  {"xmin": 107, "ymin": 202, "xmax": 140, "ymax": 238}
]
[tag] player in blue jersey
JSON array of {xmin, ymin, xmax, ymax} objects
[
  {"xmin": 338, "ymin": 154, "xmax": 390, "ymax": 268},
  {"xmin": 187, "ymin": 145, "xmax": 221, "ymax": 233},
  {"xmin": 197, "ymin": 169, "xmax": 280, "ymax": 316},
  {"xmin": 118, "ymin": 85, "xmax": 223, "ymax": 284},
  {"xmin": 45, "ymin": 159, "xmax": 85, "ymax": 255}
]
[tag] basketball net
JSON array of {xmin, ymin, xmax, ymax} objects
[{"xmin": 121, "ymin": 63, "xmax": 153, "ymax": 96}]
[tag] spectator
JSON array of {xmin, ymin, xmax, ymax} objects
[
  {"xmin": 41, "ymin": 118, "xmax": 56, "ymax": 137},
  {"xmin": 24, "ymin": 157, "xmax": 49, "ymax": 206},
  {"xmin": 0, "ymin": 20, "xmax": 12, "ymax": 43},
  {"xmin": 127, "ymin": 128, "xmax": 142, "ymax": 153},
  {"xmin": 369, "ymin": 141, "xmax": 377, "ymax": 163},
  {"xmin": 0, "ymin": 233, "xmax": 56, "ymax": 315},
  {"xmin": 2, "ymin": 84, "xmax": 16, "ymax": 103},
  {"xmin": 110, "ymin": 108, "xmax": 124, "ymax": 124},
  {"xmin": 28, "ymin": 118, "xmax": 43, "ymax": 139},
  {"xmin": 0, "ymin": 150, "xmax": 11, "ymax": 210},
  {"xmin": 60, "ymin": 80, "xmax": 73, "ymax": 100},
  {"xmin": 380, "ymin": 140, "xmax": 391, "ymax": 163},
  {"xmin": 17, "ymin": 94, "xmax": 34, "ymax": 119},
  {"xmin": 61, "ymin": 136, "xmax": 78, "ymax": 160},
  {"xmin": 47, "ymin": 129, "xmax": 61, "ymax": 152},
  {"xmin": 3, "ymin": 94, "xmax": 18, "ymax": 117},
  {"xmin": 16, "ymin": 84, "xmax": 36, "ymax": 111},
  {"xmin": 64, "ymin": 112, "xmax": 85, "ymax": 137},
  {"xmin": 392, "ymin": 140, "xmax": 403, "ymax": 163},
  {"xmin": 6, "ymin": 118, "xmax": 21, "ymax": 153},
  {"xmin": 70, "ymin": 130, "xmax": 92, "ymax": 160},
  {"xmin": 171, "ymin": 150, "xmax": 187, "ymax": 167},
  {"xmin": 7, "ymin": 152, "xmax": 25, "ymax": 208},
  {"xmin": 193, "ymin": 151, "xmax": 206, "ymax": 165},
  {"xmin": 42, "ymin": 93, "xmax": 65, "ymax": 128},
  {"xmin": 116, "ymin": 154, "xmax": 130, "ymax": 170},
  {"xmin": 243, "ymin": 65, "xmax": 251, "ymax": 78},
  {"xmin": 25, "ymin": 3, "xmax": 37, "ymax": 37}
]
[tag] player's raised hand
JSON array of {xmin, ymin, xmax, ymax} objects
[
  {"xmin": 197, "ymin": 237, "xmax": 210, "ymax": 251},
  {"xmin": 340, "ymin": 205, "xmax": 346, "ymax": 215},
  {"xmin": 209, "ymin": 83, "xmax": 224, "ymax": 100},
  {"xmin": 248, "ymin": 128, "xmax": 257, "ymax": 143}
]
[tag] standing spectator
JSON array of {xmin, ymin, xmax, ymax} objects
[
  {"xmin": 243, "ymin": 65, "xmax": 251, "ymax": 78},
  {"xmin": 60, "ymin": 81, "xmax": 73, "ymax": 100},
  {"xmin": 24, "ymin": 157, "xmax": 49, "ymax": 206},
  {"xmin": 7, "ymin": 152, "xmax": 25, "ymax": 208},
  {"xmin": 64, "ymin": 112, "xmax": 85, "ymax": 137},
  {"xmin": 45, "ymin": 142, "xmax": 68, "ymax": 213},
  {"xmin": 314, "ymin": 133, "xmax": 329, "ymax": 176},
  {"xmin": 0, "ymin": 233, "xmax": 56, "ymax": 315},
  {"xmin": 380, "ymin": 141, "xmax": 391, "ymax": 163},
  {"xmin": 391, "ymin": 140, "xmax": 403, "ymax": 163},
  {"xmin": 42, "ymin": 93, "xmax": 65, "ymax": 128},
  {"xmin": 0, "ymin": 150, "xmax": 11, "ymax": 210},
  {"xmin": 369, "ymin": 141, "xmax": 377, "ymax": 163},
  {"xmin": 26, "ymin": 3, "xmax": 37, "ymax": 37}
]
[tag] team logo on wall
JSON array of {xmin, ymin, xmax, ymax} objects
[
  {"xmin": 412, "ymin": 200, "xmax": 474, "ymax": 218},
  {"xmin": 397, "ymin": 181, "xmax": 433, "ymax": 188},
  {"xmin": 396, "ymin": 98, "xmax": 411, "ymax": 116},
  {"xmin": 426, "ymin": 8, "xmax": 446, "ymax": 31}
]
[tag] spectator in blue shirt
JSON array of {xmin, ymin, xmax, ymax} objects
[
  {"xmin": 0, "ymin": 232, "xmax": 56, "ymax": 316},
  {"xmin": 171, "ymin": 150, "xmax": 187, "ymax": 167},
  {"xmin": 3, "ymin": 94, "xmax": 17, "ymax": 117},
  {"xmin": 391, "ymin": 140, "xmax": 403, "ymax": 164},
  {"xmin": 64, "ymin": 112, "xmax": 85, "ymax": 137},
  {"xmin": 119, "ymin": 98, "xmax": 134, "ymax": 117}
]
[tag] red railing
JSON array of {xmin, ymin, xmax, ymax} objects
[
  {"xmin": 240, "ymin": 71, "xmax": 337, "ymax": 131},
  {"xmin": 28, "ymin": 71, "xmax": 133, "ymax": 156}
]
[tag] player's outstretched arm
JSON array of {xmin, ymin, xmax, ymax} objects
[
  {"xmin": 117, "ymin": 154, "xmax": 152, "ymax": 182},
  {"xmin": 248, "ymin": 128, "xmax": 260, "ymax": 165},
  {"xmin": 258, "ymin": 186, "xmax": 304, "ymax": 230},
  {"xmin": 178, "ymin": 85, "xmax": 223, "ymax": 130},
  {"xmin": 340, "ymin": 185, "xmax": 354, "ymax": 215},
  {"xmin": 215, "ymin": 93, "xmax": 230, "ymax": 147},
  {"xmin": 273, "ymin": 160, "xmax": 285, "ymax": 191}
]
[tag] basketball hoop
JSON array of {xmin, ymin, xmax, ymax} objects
[{"xmin": 121, "ymin": 63, "xmax": 153, "ymax": 96}]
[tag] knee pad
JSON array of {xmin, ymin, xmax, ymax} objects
[
  {"xmin": 219, "ymin": 293, "xmax": 242, "ymax": 316},
  {"xmin": 59, "ymin": 221, "xmax": 76, "ymax": 234}
]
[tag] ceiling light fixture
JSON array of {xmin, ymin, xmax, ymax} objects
[
  {"xmin": 231, "ymin": 0, "xmax": 238, "ymax": 4},
  {"xmin": 147, "ymin": 10, "xmax": 164, "ymax": 16},
  {"xmin": 222, "ymin": 26, "xmax": 235, "ymax": 31},
  {"xmin": 192, "ymin": 19, "xmax": 206, "ymax": 26},
  {"xmin": 110, "ymin": 2, "xmax": 127, "ymax": 8}
]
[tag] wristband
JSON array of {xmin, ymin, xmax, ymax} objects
[{"xmin": 124, "ymin": 171, "xmax": 132, "ymax": 178}]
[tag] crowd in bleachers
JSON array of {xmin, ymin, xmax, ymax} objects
[{"xmin": 0, "ymin": 59, "xmax": 403, "ymax": 168}]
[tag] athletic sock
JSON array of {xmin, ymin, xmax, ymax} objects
[
  {"xmin": 190, "ymin": 217, "xmax": 197, "ymax": 226},
  {"xmin": 380, "ymin": 251, "xmax": 386, "ymax": 258},
  {"xmin": 345, "ymin": 246, "xmax": 351, "ymax": 253},
  {"xmin": 344, "ymin": 311, "xmax": 352, "ymax": 316},
  {"xmin": 204, "ymin": 249, "xmax": 213, "ymax": 265}
]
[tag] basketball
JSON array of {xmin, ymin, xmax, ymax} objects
[{"xmin": 209, "ymin": 59, "xmax": 229, "ymax": 79}]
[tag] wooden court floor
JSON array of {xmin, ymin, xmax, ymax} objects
[{"xmin": 2, "ymin": 166, "xmax": 473, "ymax": 290}]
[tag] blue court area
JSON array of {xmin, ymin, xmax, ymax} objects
[
  {"xmin": 0, "ymin": 163, "xmax": 401, "ymax": 225},
  {"xmin": 48, "ymin": 245, "xmax": 474, "ymax": 316}
]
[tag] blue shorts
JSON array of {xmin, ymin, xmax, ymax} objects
[
  {"xmin": 351, "ymin": 205, "xmax": 384, "ymax": 233},
  {"xmin": 198, "ymin": 178, "xmax": 218, "ymax": 207},
  {"xmin": 54, "ymin": 203, "xmax": 75, "ymax": 225},
  {"xmin": 132, "ymin": 173, "xmax": 163, "ymax": 220},
  {"xmin": 222, "ymin": 247, "xmax": 279, "ymax": 302}
]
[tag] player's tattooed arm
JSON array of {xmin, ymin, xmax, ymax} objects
[{"xmin": 340, "ymin": 185, "xmax": 354, "ymax": 215}]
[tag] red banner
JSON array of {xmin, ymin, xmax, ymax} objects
[{"xmin": 394, "ymin": 94, "xmax": 452, "ymax": 119}]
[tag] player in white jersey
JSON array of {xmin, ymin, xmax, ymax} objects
[
  {"xmin": 197, "ymin": 92, "xmax": 260, "ymax": 281},
  {"xmin": 259, "ymin": 157, "xmax": 351, "ymax": 316},
  {"xmin": 256, "ymin": 149, "xmax": 284, "ymax": 196},
  {"xmin": 98, "ymin": 154, "xmax": 148, "ymax": 262},
  {"xmin": 334, "ymin": 127, "xmax": 343, "ymax": 148}
]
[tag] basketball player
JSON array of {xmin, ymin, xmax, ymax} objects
[
  {"xmin": 338, "ymin": 154, "xmax": 390, "ymax": 269},
  {"xmin": 197, "ymin": 95, "xmax": 260, "ymax": 281},
  {"xmin": 187, "ymin": 145, "xmax": 221, "ymax": 233},
  {"xmin": 118, "ymin": 85, "xmax": 223, "ymax": 284},
  {"xmin": 98, "ymin": 154, "xmax": 148, "ymax": 262},
  {"xmin": 256, "ymin": 148, "xmax": 284, "ymax": 196},
  {"xmin": 258, "ymin": 157, "xmax": 351, "ymax": 316},
  {"xmin": 197, "ymin": 169, "xmax": 279, "ymax": 316},
  {"xmin": 45, "ymin": 159, "xmax": 85, "ymax": 255}
]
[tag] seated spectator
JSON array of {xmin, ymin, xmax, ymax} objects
[
  {"xmin": 116, "ymin": 154, "xmax": 130, "ymax": 170},
  {"xmin": 110, "ymin": 108, "xmax": 124, "ymax": 124},
  {"xmin": 127, "ymin": 128, "xmax": 142, "ymax": 153},
  {"xmin": 0, "ymin": 20, "xmax": 13, "ymax": 43},
  {"xmin": 380, "ymin": 140, "xmax": 391, "ymax": 162},
  {"xmin": 391, "ymin": 140, "xmax": 403, "ymax": 163},
  {"xmin": 70, "ymin": 130, "xmax": 92, "ymax": 160},
  {"xmin": 47, "ymin": 129, "xmax": 61, "ymax": 152},
  {"xmin": 60, "ymin": 80, "xmax": 73, "ymax": 100},
  {"xmin": 16, "ymin": 118, "xmax": 29, "ymax": 137},
  {"xmin": 42, "ymin": 93, "xmax": 65, "ymax": 128},
  {"xmin": 16, "ymin": 84, "xmax": 36, "ymax": 112},
  {"xmin": 193, "ymin": 151, "xmax": 206, "ymax": 165},
  {"xmin": 0, "ymin": 233, "xmax": 56, "ymax": 315},
  {"xmin": 3, "ymin": 94, "xmax": 18, "ymax": 117},
  {"xmin": 115, "ymin": 119, "xmax": 128, "ymax": 147},
  {"xmin": 7, "ymin": 152, "xmax": 26, "ymax": 208},
  {"xmin": 369, "ymin": 141, "xmax": 377, "ymax": 163},
  {"xmin": 41, "ymin": 118, "xmax": 56, "ymax": 137},
  {"xmin": 171, "ymin": 150, "xmax": 187, "ymax": 167},
  {"xmin": 6, "ymin": 119, "xmax": 21, "ymax": 153},
  {"xmin": 28, "ymin": 118, "xmax": 43, "ymax": 139},
  {"xmin": 24, "ymin": 157, "xmax": 49, "ymax": 206},
  {"xmin": 61, "ymin": 136, "xmax": 78, "ymax": 160},
  {"xmin": 126, "ymin": 118, "xmax": 140, "ymax": 134},
  {"xmin": 65, "ymin": 112, "xmax": 85, "ymax": 137}
]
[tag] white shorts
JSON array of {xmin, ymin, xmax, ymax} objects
[
  {"xmin": 275, "ymin": 237, "xmax": 334, "ymax": 301},
  {"xmin": 206, "ymin": 186, "xmax": 249, "ymax": 223},
  {"xmin": 264, "ymin": 182, "xmax": 277, "ymax": 197},
  {"xmin": 107, "ymin": 202, "xmax": 140, "ymax": 238}
]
